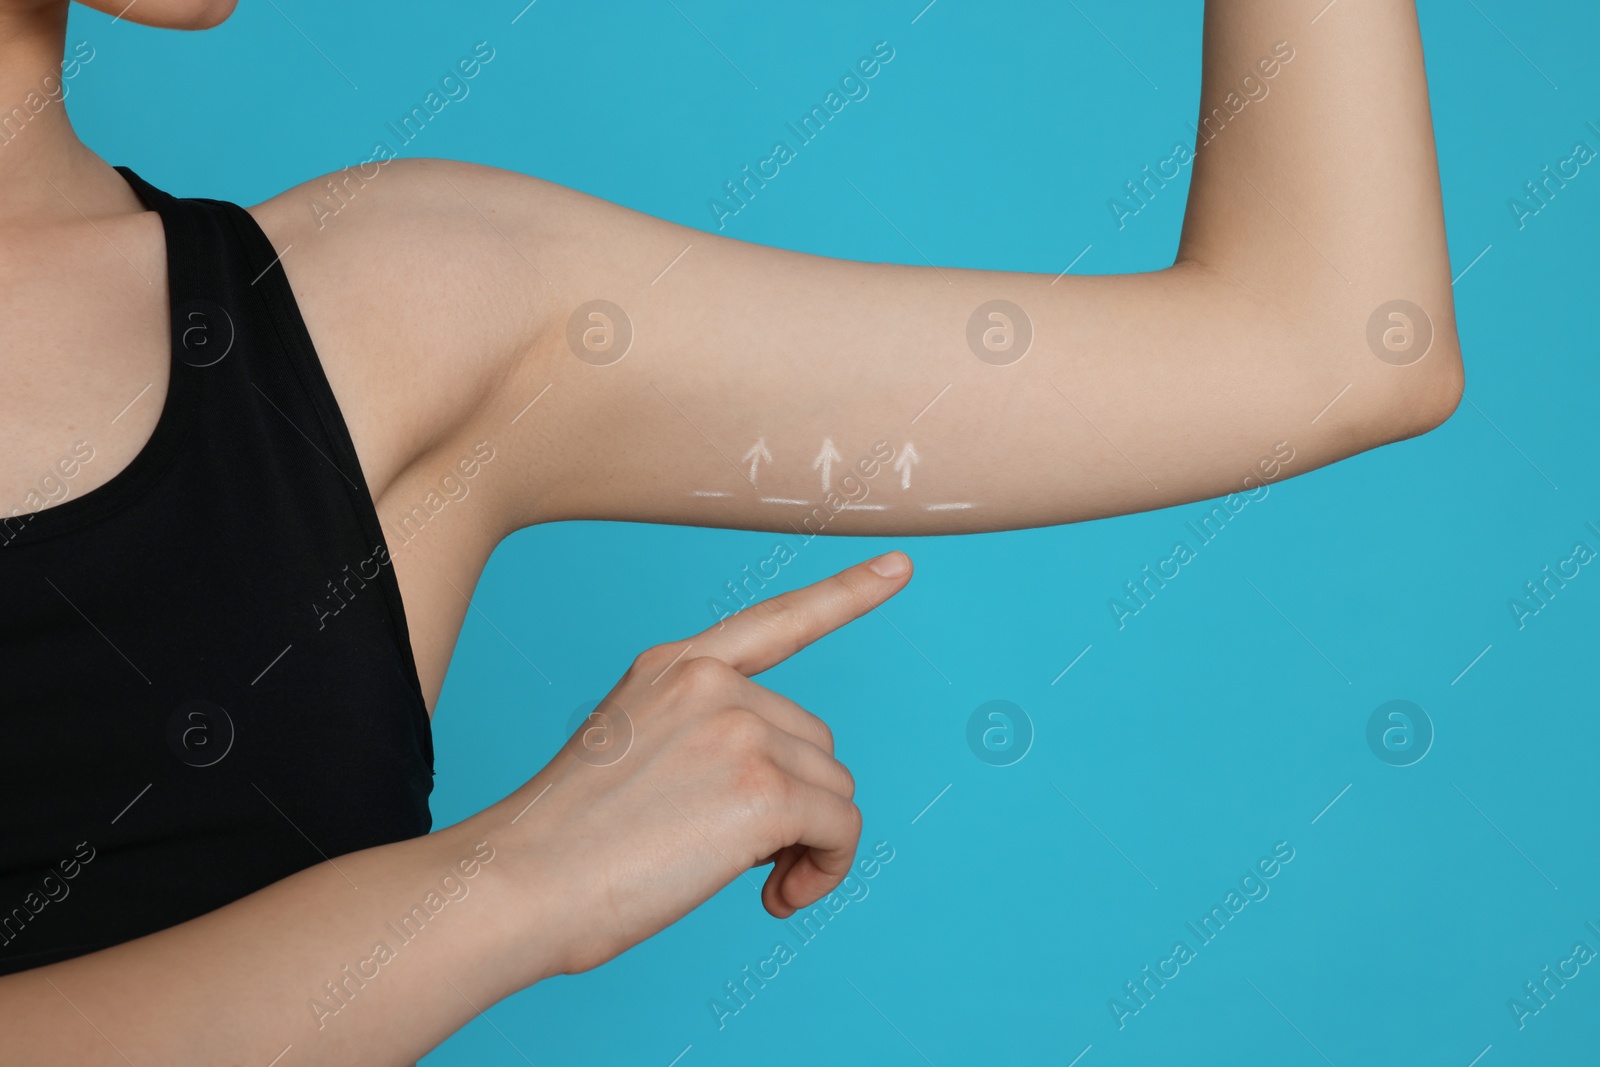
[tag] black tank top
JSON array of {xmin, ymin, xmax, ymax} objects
[{"xmin": 0, "ymin": 167, "xmax": 434, "ymax": 975}]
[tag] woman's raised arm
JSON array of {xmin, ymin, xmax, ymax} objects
[{"xmin": 256, "ymin": 0, "xmax": 1460, "ymax": 542}]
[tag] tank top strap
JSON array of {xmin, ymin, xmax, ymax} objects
[{"xmin": 113, "ymin": 165, "xmax": 239, "ymax": 327}]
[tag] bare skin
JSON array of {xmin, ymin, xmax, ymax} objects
[{"xmin": 0, "ymin": 0, "xmax": 1465, "ymax": 1062}]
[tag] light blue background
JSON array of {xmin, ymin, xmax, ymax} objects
[{"xmin": 72, "ymin": 1, "xmax": 1599, "ymax": 1063}]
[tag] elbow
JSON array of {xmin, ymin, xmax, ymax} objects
[
  {"xmin": 1326, "ymin": 287, "xmax": 1464, "ymax": 448},
  {"xmin": 1378, "ymin": 327, "xmax": 1464, "ymax": 443}
]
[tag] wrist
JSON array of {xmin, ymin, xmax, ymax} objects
[{"xmin": 442, "ymin": 796, "xmax": 573, "ymax": 989}]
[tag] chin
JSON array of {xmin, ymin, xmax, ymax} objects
[{"xmin": 76, "ymin": 0, "xmax": 238, "ymax": 29}]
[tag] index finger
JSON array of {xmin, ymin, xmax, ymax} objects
[{"xmin": 681, "ymin": 550, "xmax": 913, "ymax": 676}]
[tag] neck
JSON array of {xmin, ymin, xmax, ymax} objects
[{"xmin": 0, "ymin": 3, "xmax": 132, "ymax": 225}]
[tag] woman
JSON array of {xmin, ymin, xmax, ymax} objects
[{"xmin": 0, "ymin": 0, "xmax": 1461, "ymax": 1061}]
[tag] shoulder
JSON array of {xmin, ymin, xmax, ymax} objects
[
  {"xmin": 241, "ymin": 159, "xmax": 561, "ymax": 504},
  {"xmin": 245, "ymin": 155, "xmax": 563, "ymax": 252}
]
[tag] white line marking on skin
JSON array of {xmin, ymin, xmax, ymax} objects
[
  {"xmin": 742, "ymin": 437, "xmax": 772, "ymax": 484},
  {"xmin": 893, "ymin": 442, "xmax": 920, "ymax": 489},
  {"xmin": 926, "ymin": 502, "xmax": 972, "ymax": 511},
  {"xmin": 812, "ymin": 438, "xmax": 842, "ymax": 493},
  {"xmin": 760, "ymin": 497, "xmax": 810, "ymax": 505},
  {"xmin": 839, "ymin": 504, "xmax": 887, "ymax": 510},
  {"xmin": 691, "ymin": 490, "xmax": 732, "ymax": 498}
]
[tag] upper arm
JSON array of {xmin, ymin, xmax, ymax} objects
[
  {"xmin": 424, "ymin": 163, "xmax": 1460, "ymax": 541},
  {"xmin": 248, "ymin": 159, "xmax": 543, "ymax": 513},
  {"xmin": 458, "ymin": 2, "xmax": 1466, "ymax": 541}
]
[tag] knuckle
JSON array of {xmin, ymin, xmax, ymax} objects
[
  {"xmin": 843, "ymin": 800, "xmax": 864, "ymax": 840},
  {"xmin": 673, "ymin": 655, "xmax": 733, "ymax": 696},
  {"xmin": 836, "ymin": 761, "xmax": 856, "ymax": 800},
  {"xmin": 739, "ymin": 760, "xmax": 790, "ymax": 818},
  {"xmin": 710, "ymin": 706, "xmax": 769, "ymax": 753},
  {"xmin": 628, "ymin": 644, "xmax": 679, "ymax": 680},
  {"xmin": 811, "ymin": 716, "xmax": 835, "ymax": 754}
]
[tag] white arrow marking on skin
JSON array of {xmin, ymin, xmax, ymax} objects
[
  {"xmin": 893, "ymin": 442, "xmax": 920, "ymax": 490},
  {"xmin": 742, "ymin": 437, "xmax": 773, "ymax": 484},
  {"xmin": 812, "ymin": 437, "xmax": 843, "ymax": 493}
]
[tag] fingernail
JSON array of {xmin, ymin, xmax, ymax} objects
[{"xmin": 868, "ymin": 550, "xmax": 910, "ymax": 578}]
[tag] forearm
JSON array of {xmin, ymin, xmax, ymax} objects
[
  {"xmin": 1179, "ymin": 0, "xmax": 1460, "ymax": 426},
  {"xmin": 0, "ymin": 815, "xmax": 544, "ymax": 1066}
]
